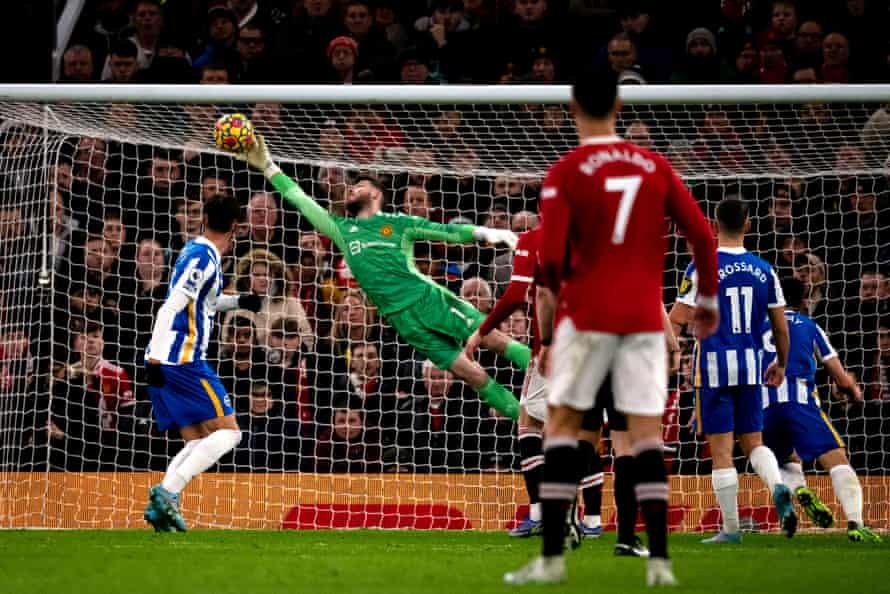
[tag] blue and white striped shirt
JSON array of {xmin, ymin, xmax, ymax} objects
[
  {"xmin": 145, "ymin": 237, "xmax": 223, "ymax": 365},
  {"xmin": 761, "ymin": 310, "xmax": 836, "ymax": 408},
  {"xmin": 678, "ymin": 247, "xmax": 785, "ymax": 388}
]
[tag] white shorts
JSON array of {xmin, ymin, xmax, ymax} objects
[
  {"xmin": 521, "ymin": 358, "xmax": 548, "ymax": 423},
  {"xmin": 547, "ymin": 318, "xmax": 667, "ymax": 417}
]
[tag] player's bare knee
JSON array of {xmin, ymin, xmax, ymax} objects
[
  {"xmin": 818, "ymin": 448, "xmax": 848, "ymax": 470},
  {"xmin": 545, "ymin": 405, "xmax": 584, "ymax": 439},
  {"xmin": 737, "ymin": 432, "xmax": 763, "ymax": 456},
  {"xmin": 707, "ymin": 432, "xmax": 736, "ymax": 467},
  {"xmin": 578, "ymin": 429, "xmax": 600, "ymax": 445},
  {"xmin": 626, "ymin": 413, "xmax": 662, "ymax": 444}
]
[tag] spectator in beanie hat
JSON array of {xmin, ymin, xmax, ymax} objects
[
  {"xmin": 672, "ymin": 27, "xmax": 734, "ymax": 84},
  {"xmin": 327, "ymin": 35, "xmax": 360, "ymax": 83}
]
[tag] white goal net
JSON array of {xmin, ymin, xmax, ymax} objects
[{"xmin": 0, "ymin": 84, "xmax": 888, "ymax": 531}]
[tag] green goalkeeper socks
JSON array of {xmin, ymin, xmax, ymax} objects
[
  {"xmin": 478, "ymin": 377, "xmax": 520, "ymax": 421},
  {"xmin": 504, "ymin": 340, "xmax": 532, "ymax": 370}
]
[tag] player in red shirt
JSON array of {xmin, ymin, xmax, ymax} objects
[{"xmin": 504, "ymin": 67, "xmax": 719, "ymax": 587}]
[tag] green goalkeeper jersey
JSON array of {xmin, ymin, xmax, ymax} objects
[{"xmin": 270, "ymin": 172, "xmax": 477, "ymax": 316}]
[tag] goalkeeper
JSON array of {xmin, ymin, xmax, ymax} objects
[{"xmin": 239, "ymin": 135, "xmax": 529, "ymax": 419}]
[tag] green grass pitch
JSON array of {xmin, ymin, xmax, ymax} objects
[{"xmin": 1, "ymin": 530, "xmax": 887, "ymax": 594}]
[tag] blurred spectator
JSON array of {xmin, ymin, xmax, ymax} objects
[
  {"xmin": 325, "ymin": 36, "xmax": 360, "ymax": 83},
  {"xmin": 343, "ymin": 0, "xmax": 396, "ymax": 79},
  {"xmin": 194, "ymin": 5, "xmax": 241, "ymax": 72},
  {"xmin": 758, "ymin": 32, "xmax": 790, "ymax": 83},
  {"xmin": 496, "ymin": 0, "xmax": 561, "ymax": 82},
  {"xmin": 792, "ymin": 20, "xmax": 824, "ymax": 70},
  {"xmin": 491, "ymin": 210, "xmax": 538, "ymax": 293},
  {"xmin": 50, "ymin": 189, "xmax": 79, "ymax": 273},
  {"xmin": 199, "ymin": 61, "xmax": 232, "ymax": 84},
  {"xmin": 101, "ymin": 0, "xmax": 163, "ymax": 79},
  {"xmin": 499, "ymin": 309, "xmax": 530, "ymax": 344},
  {"xmin": 821, "ymin": 32, "xmax": 851, "ymax": 83},
  {"xmin": 294, "ymin": 231, "xmax": 337, "ymax": 332},
  {"xmin": 375, "ymin": 0, "xmax": 409, "ymax": 52},
  {"xmin": 412, "ymin": 0, "xmax": 473, "ymax": 82},
  {"xmin": 397, "ymin": 46, "xmax": 440, "ymax": 84},
  {"xmin": 733, "ymin": 39, "xmax": 760, "ymax": 83},
  {"xmin": 861, "ymin": 104, "xmax": 890, "ymax": 160},
  {"xmin": 791, "ymin": 66, "xmax": 819, "ymax": 83},
  {"xmin": 231, "ymin": 248, "xmax": 313, "ymax": 347},
  {"xmin": 219, "ymin": 314, "xmax": 263, "ymax": 399},
  {"xmin": 862, "ymin": 322, "xmax": 890, "ymax": 400},
  {"xmin": 276, "ymin": 0, "xmax": 340, "ymax": 75},
  {"xmin": 234, "ymin": 364, "xmax": 296, "ymax": 470},
  {"xmin": 606, "ymin": 33, "xmax": 638, "ymax": 75},
  {"xmin": 400, "ymin": 185, "xmax": 435, "ymax": 219},
  {"xmin": 315, "ymin": 406, "xmax": 382, "ymax": 472},
  {"xmin": 671, "ymin": 28, "xmax": 733, "ymax": 84},
  {"xmin": 757, "ymin": 0, "xmax": 797, "ymax": 59},
  {"xmin": 625, "ymin": 120, "xmax": 653, "ymax": 149},
  {"xmin": 393, "ymin": 360, "xmax": 482, "ymax": 471},
  {"xmin": 615, "ymin": 4, "xmax": 672, "ymax": 82},
  {"xmin": 521, "ymin": 46, "xmax": 557, "ymax": 83},
  {"xmin": 105, "ymin": 40, "xmax": 140, "ymax": 83},
  {"xmin": 236, "ymin": 192, "xmax": 292, "ymax": 262},
  {"xmin": 62, "ymin": 45, "xmax": 96, "ymax": 82},
  {"xmin": 460, "ymin": 276, "xmax": 493, "ymax": 314},
  {"xmin": 171, "ymin": 197, "xmax": 203, "ymax": 252},
  {"xmin": 66, "ymin": 320, "xmax": 135, "ymax": 444},
  {"xmin": 344, "ymin": 108, "xmax": 405, "ymax": 162},
  {"xmin": 237, "ymin": 23, "xmax": 275, "ymax": 83},
  {"xmin": 793, "ymin": 252, "xmax": 828, "ymax": 319},
  {"xmin": 330, "ymin": 341, "xmax": 397, "ymax": 438},
  {"xmin": 71, "ymin": 0, "xmax": 130, "ymax": 72}
]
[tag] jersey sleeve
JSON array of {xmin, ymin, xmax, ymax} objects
[
  {"xmin": 402, "ymin": 216, "xmax": 476, "ymax": 243},
  {"xmin": 538, "ymin": 160, "xmax": 572, "ymax": 292},
  {"xmin": 766, "ymin": 265, "xmax": 786, "ymax": 308},
  {"xmin": 170, "ymin": 247, "xmax": 213, "ymax": 301},
  {"xmin": 662, "ymin": 157, "xmax": 718, "ymax": 300},
  {"xmin": 269, "ymin": 172, "xmax": 345, "ymax": 250},
  {"xmin": 676, "ymin": 262, "xmax": 698, "ymax": 306},
  {"xmin": 813, "ymin": 322, "xmax": 838, "ymax": 362},
  {"xmin": 478, "ymin": 232, "xmax": 534, "ymax": 336}
]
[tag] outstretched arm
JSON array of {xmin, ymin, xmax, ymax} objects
[
  {"xmin": 405, "ymin": 216, "xmax": 518, "ymax": 248},
  {"xmin": 240, "ymin": 135, "xmax": 344, "ymax": 249}
]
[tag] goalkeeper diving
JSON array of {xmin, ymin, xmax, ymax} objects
[{"xmin": 239, "ymin": 135, "xmax": 530, "ymax": 419}]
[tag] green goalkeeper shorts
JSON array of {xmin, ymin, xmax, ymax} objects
[{"xmin": 386, "ymin": 285, "xmax": 485, "ymax": 370}]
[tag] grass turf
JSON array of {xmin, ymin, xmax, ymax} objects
[{"xmin": 1, "ymin": 530, "xmax": 887, "ymax": 594}]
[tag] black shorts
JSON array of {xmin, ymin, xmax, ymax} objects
[{"xmin": 581, "ymin": 374, "xmax": 628, "ymax": 432}]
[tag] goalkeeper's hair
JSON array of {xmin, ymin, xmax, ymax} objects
[
  {"xmin": 204, "ymin": 194, "xmax": 241, "ymax": 233},
  {"xmin": 571, "ymin": 66, "xmax": 619, "ymax": 120},
  {"xmin": 716, "ymin": 198, "xmax": 749, "ymax": 235},
  {"xmin": 354, "ymin": 173, "xmax": 384, "ymax": 194},
  {"xmin": 781, "ymin": 276, "xmax": 806, "ymax": 310}
]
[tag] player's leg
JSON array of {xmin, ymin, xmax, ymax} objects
[
  {"xmin": 737, "ymin": 387, "xmax": 796, "ymax": 538},
  {"xmin": 479, "ymin": 327, "xmax": 531, "ymax": 370},
  {"xmin": 147, "ymin": 363, "xmax": 241, "ymax": 532},
  {"xmin": 611, "ymin": 428, "xmax": 649, "ymax": 557},
  {"xmin": 505, "ymin": 328, "xmax": 614, "ymax": 586},
  {"xmin": 698, "ymin": 386, "xmax": 742, "ymax": 544},
  {"xmin": 576, "ymin": 427, "xmax": 603, "ymax": 538},
  {"xmin": 448, "ymin": 353, "xmax": 519, "ymax": 420},
  {"xmin": 511, "ymin": 371, "xmax": 547, "ymax": 537},
  {"xmin": 612, "ymin": 332, "xmax": 674, "ymax": 586}
]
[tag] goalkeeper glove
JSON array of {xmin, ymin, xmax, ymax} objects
[
  {"xmin": 238, "ymin": 294, "xmax": 262, "ymax": 313},
  {"xmin": 473, "ymin": 227, "xmax": 518, "ymax": 250},
  {"xmin": 237, "ymin": 134, "xmax": 280, "ymax": 179}
]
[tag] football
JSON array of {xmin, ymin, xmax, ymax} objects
[{"xmin": 213, "ymin": 113, "xmax": 254, "ymax": 153}]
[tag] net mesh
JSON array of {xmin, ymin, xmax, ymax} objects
[{"xmin": 0, "ymin": 96, "xmax": 889, "ymax": 530}]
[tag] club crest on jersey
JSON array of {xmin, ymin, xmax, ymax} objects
[
  {"xmin": 679, "ymin": 277, "xmax": 692, "ymax": 295},
  {"xmin": 380, "ymin": 225, "xmax": 393, "ymax": 237}
]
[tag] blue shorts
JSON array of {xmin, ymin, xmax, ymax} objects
[
  {"xmin": 763, "ymin": 402, "xmax": 845, "ymax": 463},
  {"xmin": 695, "ymin": 385, "xmax": 762, "ymax": 435},
  {"xmin": 147, "ymin": 360, "xmax": 233, "ymax": 432}
]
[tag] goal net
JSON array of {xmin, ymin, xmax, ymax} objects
[{"xmin": 1, "ymin": 84, "xmax": 888, "ymax": 532}]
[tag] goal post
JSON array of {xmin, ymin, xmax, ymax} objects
[{"xmin": 0, "ymin": 84, "xmax": 888, "ymax": 531}]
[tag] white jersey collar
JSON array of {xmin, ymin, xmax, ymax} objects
[
  {"xmin": 580, "ymin": 135, "xmax": 622, "ymax": 146},
  {"xmin": 718, "ymin": 246, "xmax": 747, "ymax": 255},
  {"xmin": 195, "ymin": 236, "xmax": 221, "ymax": 262}
]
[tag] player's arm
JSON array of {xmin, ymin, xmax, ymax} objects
[
  {"xmin": 465, "ymin": 273, "xmax": 531, "ymax": 357},
  {"xmin": 815, "ymin": 325, "xmax": 863, "ymax": 401},
  {"xmin": 239, "ymin": 134, "xmax": 345, "ymax": 250},
  {"xmin": 535, "ymin": 285, "xmax": 557, "ymax": 376},
  {"xmin": 764, "ymin": 270, "xmax": 789, "ymax": 387},
  {"xmin": 404, "ymin": 216, "xmax": 518, "ymax": 249},
  {"xmin": 669, "ymin": 264, "xmax": 696, "ymax": 336},
  {"xmin": 663, "ymin": 161, "xmax": 719, "ymax": 339}
]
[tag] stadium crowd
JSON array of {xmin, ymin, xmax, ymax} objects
[{"xmin": 0, "ymin": 0, "xmax": 889, "ymax": 475}]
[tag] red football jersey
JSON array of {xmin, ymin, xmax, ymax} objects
[
  {"xmin": 538, "ymin": 136, "xmax": 717, "ymax": 334},
  {"xmin": 479, "ymin": 228, "xmax": 541, "ymax": 354}
]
